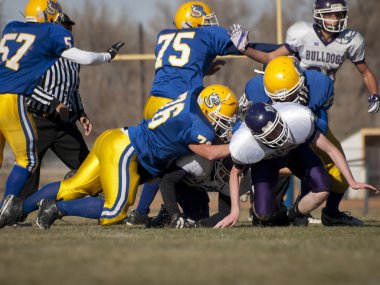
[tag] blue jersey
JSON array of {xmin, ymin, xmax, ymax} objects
[
  {"xmin": 244, "ymin": 70, "xmax": 334, "ymax": 134},
  {"xmin": 150, "ymin": 26, "xmax": 239, "ymax": 99},
  {"xmin": 0, "ymin": 21, "xmax": 73, "ymax": 95},
  {"xmin": 128, "ymin": 90, "xmax": 217, "ymax": 176}
]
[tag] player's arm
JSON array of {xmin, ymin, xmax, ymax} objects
[
  {"xmin": 355, "ymin": 63, "xmax": 380, "ymax": 114},
  {"xmin": 243, "ymin": 45, "xmax": 289, "ymax": 65},
  {"xmin": 228, "ymin": 24, "xmax": 289, "ymax": 64},
  {"xmin": 188, "ymin": 143, "xmax": 229, "ymax": 160},
  {"xmin": 214, "ymin": 164, "xmax": 244, "ymax": 228},
  {"xmin": 356, "ymin": 63, "xmax": 379, "ymax": 95},
  {"xmin": 61, "ymin": 41, "xmax": 124, "ymax": 65},
  {"xmin": 312, "ymin": 131, "xmax": 379, "ymax": 193}
]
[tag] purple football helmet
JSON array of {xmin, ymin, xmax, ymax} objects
[
  {"xmin": 245, "ymin": 103, "xmax": 290, "ymax": 149},
  {"xmin": 313, "ymin": 0, "xmax": 348, "ymax": 33}
]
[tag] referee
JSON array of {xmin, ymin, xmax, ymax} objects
[{"xmin": 19, "ymin": 13, "xmax": 92, "ymax": 200}]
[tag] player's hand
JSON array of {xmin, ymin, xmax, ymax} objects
[
  {"xmin": 368, "ymin": 94, "xmax": 380, "ymax": 114},
  {"xmin": 214, "ymin": 212, "xmax": 240, "ymax": 228},
  {"xmin": 228, "ymin": 24, "xmax": 249, "ymax": 53},
  {"xmin": 80, "ymin": 115, "xmax": 92, "ymax": 136},
  {"xmin": 55, "ymin": 103, "xmax": 70, "ymax": 123},
  {"xmin": 107, "ymin": 41, "xmax": 125, "ymax": 61},
  {"xmin": 206, "ymin": 59, "xmax": 226, "ymax": 76},
  {"xmin": 350, "ymin": 182, "xmax": 379, "ymax": 194}
]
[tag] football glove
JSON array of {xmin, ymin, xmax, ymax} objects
[
  {"xmin": 228, "ymin": 24, "xmax": 249, "ymax": 53},
  {"xmin": 107, "ymin": 41, "xmax": 125, "ymax": 60},
  {"xmin": 368, "ymin": 94, "xmax": 380, "ymax": 114}
]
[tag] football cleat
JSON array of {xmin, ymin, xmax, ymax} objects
[
  {"xmin": 145, "ymin": 204, "xmax": 171, "ymax": 228},
  {"xmin": 287, "ymin": 203, "xmax": 309, "ymax": 227},
  {"xmin": 248, "ymin": 207, "xmax": 255, "ymax": 222},
  {"xmin": 252, "ymin": 206, "xmax": 290, "ymax": 227},
  {"xmin": 306, "ymin": 213, "xmax": 322, "ymax": 225},
  {"xmin": 35, "ymin": 199, "xmax": 63, "ymax": 230},
  {"xmin": 125, "ymin": 209, "xmax": 152, "ymax": 226},
  {"xmin": 291, "ymin": 215, "xmax": 309, "ymax": 227},
  {"xmin": 170, "ymin": 215, "xmax": 198, "ymax": 229},
  {"xmin": 321, "ymin": 208, "xmax": 364, "ymax": 227},
  {"xmin": 170, "ymin": 215, "xmax": 185, "ymax": 229},
  {"xmin": 12, "ymin": 220, "xmax": 33, "ymax": 228},
  {"xmin": 0, "ymin": 195, "xmax": 24, "ymax": 229}
]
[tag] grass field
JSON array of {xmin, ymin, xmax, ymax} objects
[{"xmin": 1, "ymin": 199, "xmax": 380, "ymax": 285}]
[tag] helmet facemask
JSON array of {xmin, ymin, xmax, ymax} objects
[
  {"xmin": 202, "ymin": 13, "xmax": 219, "ymax": 27},
  {"xmin": 208, "ymin": 109, "xmax": 236, "ymax": 142},
  {"xmin": 314, "ymin": 5, "xmax": 348, "ymax": 33},
  {"xmin": 174, "ymin": 2, "xmax": 219, "ymax": 29},
  {"xmin": 253, "ymin": 113, "xmax": 290, "ymax": 149},
  {"xmin": 213, "ymin": 159, "xmax": 232, "ymax": 189}
]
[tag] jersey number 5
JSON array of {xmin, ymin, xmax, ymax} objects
[
  {"xmin": 155, "ymin": 32, "xmax": 195, "ymax": 69},
  {"xmin": 0, "ymin": 33, "xmax": 36, "ymax": 71}
]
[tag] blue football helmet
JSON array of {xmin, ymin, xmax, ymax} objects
[
  {"xmin": 245, "ymin": 103, "xmax": 290, "ymax": 148},
  {"xmin": 313, "ymin": 0, "xmax": 348, "ymax": 33}
]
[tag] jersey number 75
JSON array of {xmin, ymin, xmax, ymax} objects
[{"xmin": 155, "ymin": 32, "xmax": 195, "ymax": 69}]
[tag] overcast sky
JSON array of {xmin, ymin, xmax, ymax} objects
[
  {"xmin": 0, "ymin": 0, "xmax": 277, "ymax": 30},
  {"xmin": 1, "ymin": 0, "xmax": 191, "ymax": 23}
]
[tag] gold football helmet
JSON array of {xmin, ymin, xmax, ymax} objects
[
  {"xmin": 263, "ymin": 56, "xmax": 308, "ymax": 105},
  {"xmin": 174, "ymin": 1, "xmax": 218, "ymax": 29},
  {"xmin": 25, "ymin": 0, "xmax": 62, "ymax": 23},
  {"xmin": 197, "ymin": 85, "xmax": 238, "ymax": 140}
]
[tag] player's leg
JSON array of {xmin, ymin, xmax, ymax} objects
[
  {"xmin": 0, "ymin": 95, "xmax": 37, "ymax": 202},
  {"xmin": 313, "ymin": 130, "xmax": 362, "ymax": 226},
  {"xmin": 19, "ymin": 115, "xmax": 56, "ymax": 200},
  {"xmin": 32, "ymin": 130, "xmax": 113, "ymax": 229},
  {"xmin": 0, "ymin": 95, "xmax": 38, "ymax": 227},
  {"xmin": 125, "ymin": 180, "xmax": 160, "ymax": 225},
  {"xmin": 98, "ymin": 129, "xmax": 141, "ymax": 226},
  {"xmin": 51, "ymin": 122, "xmax": 89, "ymax": 170},
  {"xmin": 177, "ymin": 182, "xmax": 210, "ymax": 221},
  {"xmin": 0, "ymin": 131, "xmax": 5, "ymax": 169},
  {"xmin": 288, "ymin": 144, "xmax": 330, "ymax": 225},
  {"xmin": 250, "ymin": 159, "xmax": 279, "ymax": 223},
  {"xmin": 23, "ymin": 131, "xmax": 103, "ymax": 217},
  {"xmin": 143, "ymin": 95, "xmax": 173, "ymax": 120}
]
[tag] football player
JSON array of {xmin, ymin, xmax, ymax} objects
[
  {"xmin": 230, "ymin": 0, "xmax": 379, "ymax": 226},
  {"xmin": 128, "ymin": 1, "xmax": 280, "ymax": 225},
  {"xmin": 156, "ymin": 154, "xmax": 251, "ymax": 228},
  {"xmin": 0, "ymin": 0, "xmax": 124, "ymax": 215},
  {"xmin": 0, "ymin": 84, "xmax": 238, "ymax": 229},
  {"xmin": 215, "ymin": 102, "xmax": 378, "ymax": 228}
]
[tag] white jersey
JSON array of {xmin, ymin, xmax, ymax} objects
[
  {"xmin": 230, "ymin": 103, "xmax": 315, "ymax": 165},
  {"xmin": 175, "ymin": 154, "xmax": 251, "ymax": 197},
  {"xmin": 286, "ymin": 21, "xmax": 365, "ymax": 80}
]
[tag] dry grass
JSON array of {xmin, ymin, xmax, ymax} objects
[{"xmin": 0, "ymin": 208, "xmax": 380, "ymax": 285}]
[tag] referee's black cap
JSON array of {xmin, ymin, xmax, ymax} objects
[{"xmin": 55, "ymin": 13, "xmax": 76, "ymax": 26}]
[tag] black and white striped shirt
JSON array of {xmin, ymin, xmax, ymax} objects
[{"xmin": 27, "ymin": 57, "xmax": 85, "ymax": 121}]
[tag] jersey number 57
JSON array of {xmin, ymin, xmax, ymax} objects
[{"xmin": 0, "ymin": 33, "xmax": 36, "ymax": 71}]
